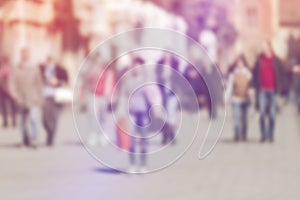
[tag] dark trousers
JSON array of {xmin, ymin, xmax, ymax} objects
[
  {"xmin": 0, "ymin": 89, "xmax": 17, "ymax": 127},
  {"xmin": 160, "ymin": 92, "xmax": 176, "ymax": 145},
  {"xmin": 162, "ymin": 124, "xmax": 175, "ymax": 145},
  {"xmin": 129, "ymin": 111, "xmax": 148, "ymax": 167},
  {"xmin": 43, "ymin": 98, "xmax": 60, "ymax": 146},
  {"xmin": 295, "ymin": 86, "xmax": 300, "ymax": 113},
  {"xmin": 207, "ymin": 96, "xmax": 217, "ymax": 120}
]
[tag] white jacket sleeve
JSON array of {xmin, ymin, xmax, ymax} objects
[{"xmin": 225, "ymin": 74, "xmax": 234, "ymax": 103}]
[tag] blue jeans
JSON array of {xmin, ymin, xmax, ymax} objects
[
  {"xmin": 20, "ymin": 106, "xmax": 40, "ymax": 145},
  {"xmin": 232, "ymin": 101, "xmax": 249, "ymax": 140},
  {"xmin": 259, "ymin": 90, "xmax": 277, "ymax": 140},
  {"xmin": 129, "ymin": 111, "xmax": 149, "ymax": 167}
]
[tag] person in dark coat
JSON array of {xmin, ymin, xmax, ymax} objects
[
  {"xmin": 156, "ymin": 53, "xmax": 181, "ymax": 145},
  {"xmin": 0, "ymin": 56, "xmax": 17, "ymax": 128},
  {"xmin": 252, "ymin": 40, "xmax": 284, "ymax": 142},
  {"xmin": 292, "ymin": 64, "xmax": 300, "ymax": 113},
  {"xmin": 183, "ymin": 64, "xmax": 209, "ymax": 110},
  {"xmin": 286, "ymin": 34, "xmax": 300, "ymax": 113},
  {"xmin": 40, "ymin": 56, "xmax": 68, "ymax": 146},
  {"xmin": 199, "ymin": 62, "xmax": 223, "ymax": 120}
]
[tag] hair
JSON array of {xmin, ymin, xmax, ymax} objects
[
  {"xmin": 133, "ymin": 57, "xmax": 145, "ymax": 65},
  {"xmin": 46, "ymin": 56, "xmax": 54, "ymax": 63},
  {"xmin": 262, "ymin": 39, "xmax": 274, "ymax": 55},
  {"xmin": 234, "ymin": 54, "xmax": 249, "ymax": 68},
  {"xmin": 157, "ymin": 54, "xmax": 179, "ymax": 71},
  {"xmin": 1, "ymin": 56, "xmax": 9, "ymax": 65},
  {"xmin": 21, "ymin": 47, "xmax": 29, "ymax": 55},
  {"xmin": 228, "ymin": 54, "xmax": 249, "ymax": 75}
]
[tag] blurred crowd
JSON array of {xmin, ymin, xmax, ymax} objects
[
  {"xmin": 0, "ymin": 0, "xmax": 300, "ymax": 174},
  {"xmin": 226, "ymin": 41, "xmax": 300, "ymax": 142},
  {"xmin": 75, "ymin": 39, "xmax": 300, "ymax": 172},
  {"xmin": 0, "ymin": 48, "xmax": 69, "ymax": 148}
]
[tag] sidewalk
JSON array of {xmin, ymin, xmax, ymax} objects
[{"xmin": 0, "ymin": 105, "xmax": 299, "ymax": 200}]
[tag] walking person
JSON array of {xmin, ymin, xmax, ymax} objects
[
  {"xmin": 120, "ymin": 57, "xmax": 150, "ymax": 173},
  {"xmin": 156, "ymin": 53, "xmax": 180, "ymax": 145},
  {"xmin": 0, "ymin": 56, "xmax": 17, "ymax": 128},
  {"xmin": 286, "ymin": 34, "xmax": 300, "ymax": 112},
  {"xmin": 253, "ymin": 41, "xmax": 284, "ymax": 142},
  {"xmin": 225, "ymin": 55, "xmax": 252, "ymax": 142},
  {"xmin": 183, "ymin": 64, "xmax": 209, "ymax": 112},
  {"xmin": 9, "ymin": 48, "xmax": 43, "ymax": 148},
  {"xmin": 80, "ymin": 53, "xmax": 116, "ymax": 146},
  {"xmin": 201, "ymin": 63, "xmax": 223, "ymax": 120},
  {"xmin": 291, "ymin": 64, "xmax": 300, "ymax": 113},
  {"xmin": 40, "ymin": 56, "xmax": 68, "ymax": 146},
  {"xmin": 198, "ymin": 16, "xmax": 223, "ymax": 119}
]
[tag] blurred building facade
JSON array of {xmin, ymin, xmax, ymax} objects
[
  {"xmin": 151, "ymin": 0, "xmax": 300, "ymax": 65},
  {"xmin": 0, "ymin": 0, "xmax": 300, "ymax": 72},
  {"xmin": 231, "ymin": 0, "xmax": 300, "ymax": 64},
  {"xmin": 0, "ymin": 0, "xmax": 56, "ymax": 65}
]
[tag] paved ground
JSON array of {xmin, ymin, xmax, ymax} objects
[{"xmin": 0, "ymin": 104, "xmax": 299, "ymax": 200}]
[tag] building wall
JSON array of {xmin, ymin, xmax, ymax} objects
[
  {"xmin": 0, "ymin": 0, "xmax": 60, "ymax": 65},
  {"xmin": 232, "ymin": 0, "xmax": 300, "ymax": 65}
]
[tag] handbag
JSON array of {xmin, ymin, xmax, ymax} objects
[{"xmin": 54, "ymin": 87, "xmax": 73, "ymax": 104}]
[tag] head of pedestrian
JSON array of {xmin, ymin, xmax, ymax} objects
[
  {"xmin": 132, "ymin": 56, "xmax": 144, "ymax": 66},
  {"xmin": 89, "ymin": 52, "xmax": 102, "ymax": 68},
  {"xmin": 261, "ymin": 40, "xmax": 274, "ymax": 58},
  {"xmin": 187, "ymin": 65, "xmax": 199, "ymax": 79},
  {"xmin": 159, "ymin": 53, "xmax": 179, "ymax": 80},
  {"xmin": 46, "ymin": 56, "xmax": 55, "ymax": 66},
  {"xmin": 163, "ymin": 53, "xmax": 172, "ymax": 65},
  {"xmin": 205, "ymin": 14, "xmax": 217, "ymax": 31},
  {"xmin": 160, "ymin": 53, "xmax": 179, "ymax": 69},
  {"xmin": 234, "ymin": 54, "xmax": 249, "ymax": 70},
  {"xmin": 20, "ymin": 48, "xmax": 30, "ymax": 64},
  {"xmin": 1, "ymin": 56, "xmax": 9, "ymax": 67}
]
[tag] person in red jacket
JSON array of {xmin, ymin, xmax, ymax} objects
[{"xmin": 252, "ymin": 40, "xmax": 284, "ymax": 142}]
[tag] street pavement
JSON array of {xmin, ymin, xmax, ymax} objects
[{"xmin": 0, "ymin": 104, "xmax": 299, "ymax": 200}]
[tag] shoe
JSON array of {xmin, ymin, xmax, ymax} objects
[
  {"xmin": 23, "ymin": 136, "xmax": 30, "ymax": 147},
  {"xmin": 171, "ymin": 139, "xmax": 176, "ymax": 146},
  {"xmin": 234, "ymin": 136, "xmax": 240, "ymax": 142},
  {"xmin": 87, "ymin": 133, "xmax": 98, "ymax": 146},
  {"xmin": 139, "ymin": 167, "xmax": 147, "ymax": 174},
  {"xmin": 128, "ymin": 165, "xmax": 138, "ymax": 174},
  {"xmin": 161, "ymin": 135, "xmax": 168, "ymax": 145},
  {"xmin": 46, "ymin": 142, "xmax": 54, "ymax": 147},
  {"xmin": 30, "ymin": 144, "xmax": 38, "ymax": 149},
  {"xmin": 99, "ymin": 135, "xmax": 108, "ymax": 147},
  {"xmin": 2, "ymin": 122, "xmax": 8, "ymax": 128},
  {"xmin": 260, "ymin": 138, "xmax": 266, "ymax": 143},
  {"xmin": 29, "ymin": 141, "xmax": 38, "ymax": 149}
]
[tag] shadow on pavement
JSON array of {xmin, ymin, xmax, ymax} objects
[
  {"xmin": 63, "ymin": 141, "xmax": 82, "ymax": 147},
  {"xmin": 93, "ymin": 167, "xmax": 126, "ymax": 175},
  {"xmin": 218, "ymin": 138, "xmax": 259, "ymax": 144},
  {"xmin": 0, "ymin": 143, "xmax": 23, "ymax": 148}
]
